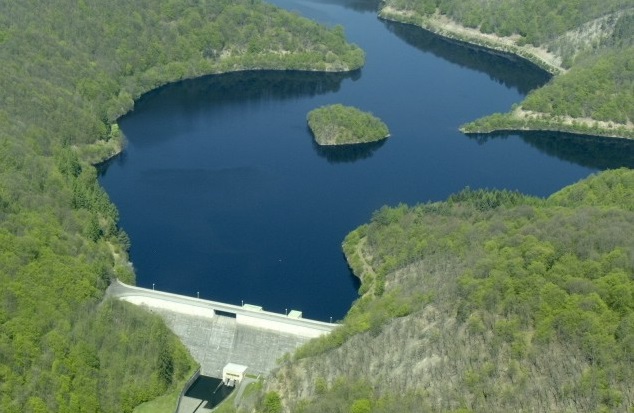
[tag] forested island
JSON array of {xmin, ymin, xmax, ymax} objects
[
  {"xmin": 307, "ymin": 104, "xmax": 390, "ymax": 146},
  {"xmin": 379, "ymin": 0, "xmax": 634, "ymax": 139},
  {"xmin": 0, "ymin": 1, "xmax": 362, "ymax": 411}
]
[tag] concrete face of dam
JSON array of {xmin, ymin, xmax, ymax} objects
[
  {"xmin": 152, "ymin": 307, "xmax": 310, "ymax": 377},
  {"xmin": 106, "ymin": 280, "xmax": 337, "ymax": 377}
]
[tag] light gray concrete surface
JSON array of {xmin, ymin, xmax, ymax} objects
[
  {"xmin": 105, "ymin": 280, "xmax": 327, "ymax": 413},
  {"xmin": 149, "ymin": 307, "xmax": 311, "ymax": 378},
  {"xmin": 177, "ymin": 395, "xmax": 209, "ymax": 413},
  {"xmin": 107, "ymin": 279, "xmax": 338, "ymax": 338}
]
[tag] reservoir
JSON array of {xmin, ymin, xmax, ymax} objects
[{"xmin": 98, "ymin": 0, "xmax": 634, "ymax": 321}]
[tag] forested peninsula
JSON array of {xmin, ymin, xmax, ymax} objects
[
  {"xmin": 379, "ymin": 0, "xmax": 634, "ymax": 139},
  {"xmin": 252, "ymin": 3, "xmax": 634, "ymax": 411},
  {"xmin": 265, "ymin": 169, "xmax": 634, "ymax": 412},
  {"xmin": 0, "ymin": 1, "xmax": 363, "ymax": 411}
]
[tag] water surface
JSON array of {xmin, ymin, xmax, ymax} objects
[{"xmin": 99, "ymin": 0, "xmax": 632, "ymax": 320}]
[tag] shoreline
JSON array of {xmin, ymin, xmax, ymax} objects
[
  {"xmin": 379, "ymin": 7, "xmax": 634, "ymax": 141},
  {"xmin": 314, "ymin": 134, "xmax": 390, "ymax": 147},
  {"xmin": 461, "ymin": 108, "xmax": 634, "ymax": 140},
  {"xmin": 379, "ymin": 7, "xmax": 564, "ymax": 75},
  {"xmin": 462, "ymin": 126, "xmax": 634, "ymax": 141},
  {"xmin": 87, "ymin": 66, "xmax": 363, "ymax": 166}
]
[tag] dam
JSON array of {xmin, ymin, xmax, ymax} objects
[{"xmin": 106, "ymin": 280, "xmax": 338, "ymax": 378}]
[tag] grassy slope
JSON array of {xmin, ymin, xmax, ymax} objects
[{"xmin": 0, "ymin": 0, "xmax": 363, "ymax": 411}]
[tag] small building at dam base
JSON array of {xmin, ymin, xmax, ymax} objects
[{"xmin": 223, "ymin": 363, "xmax": 248, "ymax": 386}]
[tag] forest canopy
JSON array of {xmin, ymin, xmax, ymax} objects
[
  {"xmin": 380, "ymin": 0, "xmax": 634, "ymax": 138},
  {"xmin": 382, "ymin": 0, "xmax": 632, "ymax": 45},
  {"xmin": 266, "ymin": 169, "xmax": 634, "ymax": 412},
  {"xmin": 307, "ymin": 104, "xmax": 390, "ymax": 146},
  {"xmin": 0, "ymin": 0, "xmax": 363, "ymax": 411}
]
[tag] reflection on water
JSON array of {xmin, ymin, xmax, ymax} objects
[
  {"xmin": 96, "ymin": 150, "xmax": 126, "ymax": 177},
  {"xmin": 317, "ymin": 0, "xmax": 382, "ymax": 13},
  {"xmin": 120, "ymin": 70, "xmax": 359, "ymax": 148},
  {"xmin": 383, "ymin": 20, "xmax": 551, "ymax": 95},
  {"xmin": 311, "ymin": 136, "xmax": 388, "ymax": 163},
  {"xmin": 137, "ymin": 69, "xmax": 359, "ymax": 106},
  {"xmin": 99, "ymin": 0, "xmax": 604, "ymax": 320},
  {"xmin": 467, "ymin": 131, "xmax": 634, "ymax": 170}
]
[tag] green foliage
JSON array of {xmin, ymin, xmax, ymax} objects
[
  {"xmin": 548, "ymin": 168, "xmax": 634, "ymax": 210},
  {"xmin": 350, "ymin": 398, "xmax": 372, "ymax": 413},
  {"xmin": 295, "ymin": 286, "xmax": 429, "ymax": 359},
  {"xmin": 447, "ymin": 187, "xmax": 534, "ymax": 211},
  {"xmin": 307, "ymin": 104, "xmax": 390, "ymax": 145},
  {"xmin": 262, "ymin": 391, "xmax": 283, "ymax": 413},
  {"xmin": 293, "ymin": 378, "xmax": 430, "ymax": 413},
  {"xmin": 611, "ymin": 11, "xmax": 634, "ymax": 48},
  {"xmin": 383, "ymin": 0, "xmax": 634, "ymax": 138},
  {"xmin": 295, "ymin": 168, "xmax": 634, "ymax": 411},
  {"xmin": 0, "ymin": 0, "xmax": 364, "ymax": 411},
  {"xmin": 383, "ymin": 0, "xmax": 632, "ymax": 45},
  {"xmin": 522, "ymin": 47, "xmax": 634, "ymax": 125}
]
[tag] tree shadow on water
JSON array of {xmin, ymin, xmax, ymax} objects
[
  {"xmin": 310, "ymin": 133, "xmax": 388, "ymax": 164},
  {"xmin": 317, "ymin": 0, "xmax": 382, "ymax": 13},
  {"xmin": 383, "ymin": 20, "xmax": 551, "ymax": 95},
  {"xmin": 466, "ymin": 130, "xmax": 634, "ymax": 170},
  {"xmin": 116, "ymin": 70, "xmax": 361, "ymax": 149}
]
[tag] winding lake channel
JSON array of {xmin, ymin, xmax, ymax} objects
[{"xmin": 99, "ymin": 0, "xmax": 634, "ymax": 321}]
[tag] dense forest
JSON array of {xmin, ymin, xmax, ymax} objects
[
  {"xmin": 0, "ymin": 0, "xmax": 362, "ymax": 411},
  {"xmin": 4, "ymin": 0, "xmax": 633, "ymax": 412},
  {"xmin": 259, "ymin": 169, "xmax": 634, "ymax": 412},
  {"xmin": 382, "ymin": 0, "xmax": 631, "ymax": 46},
  {"xmin": 307, "ymin": 104, "xmax": 390, "ymax": 145},
  {"xmin": 379, "ymin": 0, "xmax": 634, "ymax": 139},
  {"xmin": 246, "ymin": 1, "xmax": 634, "ymax": 409}
]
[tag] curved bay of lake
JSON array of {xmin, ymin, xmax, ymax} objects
[{"xmin": 99, "ymin": 0, "xmax": 634, "ymax": 321}]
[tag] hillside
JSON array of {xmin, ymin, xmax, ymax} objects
[
  {"xmin": 0, "ymin": 0, "xmax": 363, "ymax": 411},
  {"xmin": 263, "ymin": 169, "xmax": 634, "ymax": 412},
  {"xmin": 248, "ymin": 2, "xmax": 634, "ymax": 410},
  {"xmin": 378, "ymin": 0, "xmax": 634, "ymax": 139}
]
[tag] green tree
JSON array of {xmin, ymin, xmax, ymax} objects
[
  {"xmin": 263, "ymin": 391, "xmax": 282, "ymax": 413},
  {"xmin": 351, "ymin": 398, "xmax": 372, "ymax": 413}
]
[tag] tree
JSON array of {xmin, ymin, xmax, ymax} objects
[
  {"xmin": 263, "ymin": 391, "xmax": 282, "ymax": 413},
  {"xmin": 351, "ymin": 398, "xmax": 371, "ymax": 413}
]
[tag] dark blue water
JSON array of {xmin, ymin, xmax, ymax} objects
[{"xmin": 99, "ymin": 0, "xmax": 634, "ymax": 321}]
